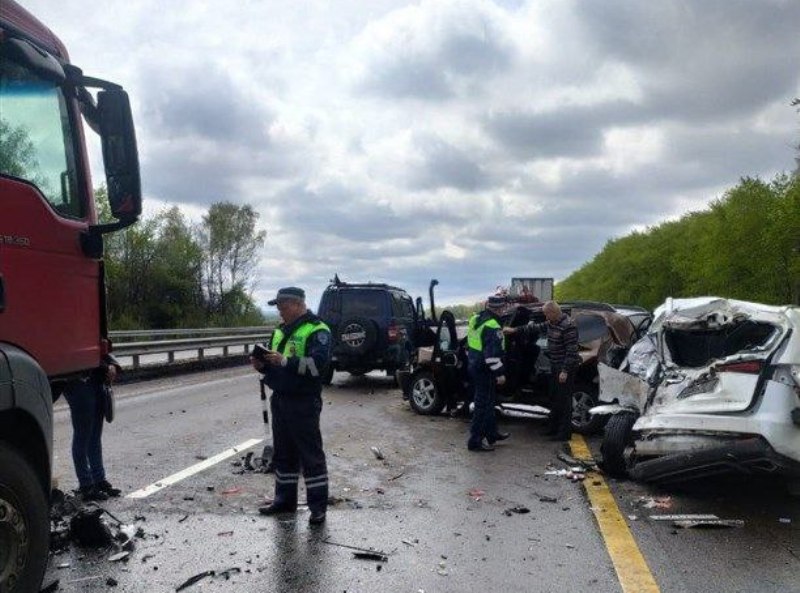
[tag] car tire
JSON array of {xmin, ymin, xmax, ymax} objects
[
  {"xmin": 338, "ymin": 317, "xmax": 378, "ymax": 355},
  {"xmin": 571, "ymin": 385, "xmax": 605, "ymax": 434},
  {"xmin": 409, "ymin": 371, "xmax": 445, "ymax": 415},
  {"xmin": 601, "ymin": 413, "xmax": 637, "ymax": 478},
  {"xmin": 0, "ymin": 445, "xmax": 50, "ymax": 593}
]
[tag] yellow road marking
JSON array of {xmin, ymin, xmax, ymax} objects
[{"xmin": 570, "ymin": 434, "xmax": 661, "ymax": 593}]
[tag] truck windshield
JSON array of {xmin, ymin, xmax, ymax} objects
[{"xmin": 0, "ymin": 55, "xmax": 82, "ymax": 218}]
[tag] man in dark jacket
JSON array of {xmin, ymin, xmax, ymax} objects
[
  {"xmin": 466, "ymin": 295, "xmax": 511, "ymax": 451},
  {"xmin": 504, "ymin": 301, "xmax": 579, "ymax": 442},
  {"xmin": 252, "ymin": 287, "xmax": 332, "ymax": 525}
]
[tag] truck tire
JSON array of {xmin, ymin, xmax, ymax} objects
[
  {"xmin": 0, "ymin": 445, "xmax": 49, "ymax": 593},
  {"xmin": 601, "ymin": 413, "xmax": 637, "ymax": 478},
  {"xmin": 571, "ymin": 384, "xmax": 605, "ymax": 435},
  {"xmin": 409, "ymin": 371, "xmax": 445, "ymax": 415}
]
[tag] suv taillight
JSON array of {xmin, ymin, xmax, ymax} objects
[
  {"xmin": 717, "ymin": 360, "xmax": 763, "ymax": 374},
  {"xmin": 388, "ymin": 324, "xmax": 401, "ymax": 343}
]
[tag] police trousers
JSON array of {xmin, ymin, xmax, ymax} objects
[
  {"xmin": 270, "ymin": 393, "xmax": 328, "ymax": 513},
  {"xmin": 468, "ymin": 370, "xmax": 498, "ymax": 448}
]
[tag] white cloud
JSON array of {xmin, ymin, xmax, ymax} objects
[{"xmin": 20, "ymin": 0, "xmax": 800, "ymax": 309}]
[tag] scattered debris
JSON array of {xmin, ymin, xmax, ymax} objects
[
  {"xmin": 636, "ymin": 496, "xmax": 673, "ymax": 510},
  {"xmin": 106, "ymin": 577, "xmax": 119, "ymax": 587},
  {"xmin": 178, "ymin": 514, "xmax": 190, "ymax": 523},
  {"xmin": 539, "ymin": 496, "xmax": 558, "ymax": 504},
  {"xmin": 650, "ymin": 514, "xmax": 719, "ymax": 522},
  {"xmin": 503, "ymin": 505, "xmax": 530, "ymax": 516},
  {"xmin": 323, "ymin": 537, "xmax": 389, "ymax": 562},
  {"xmin": 544, "ymin": 468, "xmax": 586, "ymax": 481},
  {"xmin": 370, "ymin": 446, "xmax": 385, "ymax": 460},
  {"xmin": 175, "ymin": 570, "xmax": 215, "ymax": 592},
  {"xmin": 218, "ymin": 531, "xmax": 234, "ymax": 537},
  {"xmin": 401, "ymin": 539, "xmax": 417, "ymax": 547},
  {"xmin": 779, "ymin": 518, "xmax": 792, "ymax": 524},
  {"xmin": 69, "ymin": 507, "xmax": 113, "ymax": 547},
  {"xmin": 221, "ymin": 487, "xmax": 242, "ymax": 496},
  {"xmin": 109, "ymin": 551, "xmax": 130, "ymax": 562},
  {"xmin": 673, "ymin": 519, "xmax": 744, "ymax": 529},
  {"xmin": 353, "ymin": 551, "xmax": 389, "ymax": 562},
  {"xmin": 557, "ymin": 452, "xmax": 596, "ymax": 472},
  {"xmin": 388, "ymin": 472, "xmax": 405, "ymax": 482},
  {"xmin": 468, "ymin": 488, "xmax": 485, "ymax": 500}
]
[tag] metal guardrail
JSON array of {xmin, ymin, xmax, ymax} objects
[
  {"xmin": 110, "ymin": 325, "xmax": 277, "ymax": 341},
  {"xmin": 110, "ymin": 328, "xmax": 273, "ymax": 369}
]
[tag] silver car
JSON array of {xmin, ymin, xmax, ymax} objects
[{"xmin": 593, "ymin": 297, "xmax": 800, "ymax": 484}]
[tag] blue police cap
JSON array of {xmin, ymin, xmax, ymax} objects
[{"xmin": 268, "ymin": 286, "xmax": 306, "ymax": 306}]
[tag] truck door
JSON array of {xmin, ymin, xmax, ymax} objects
[{"xmin": 0, "ymin": 53, "xmax": 101, "ymax": 376}]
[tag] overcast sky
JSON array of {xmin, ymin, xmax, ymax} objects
[{"xmin": 24, "ymin": 0, "xmax": 800, "ymax": 309}]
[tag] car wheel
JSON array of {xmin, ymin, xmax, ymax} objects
[
  {"xmin": 600, "ymin": 413, "xmax": 637, "ymax": 478},
  {"xmin": 0, "ymin": 445, "xmax": 50, "ymax": 593},
  {"xmin": 409, "ymin": 371, "xmax": 445, "ymax": 415},
  {"xmin": 571, "ymin": 385, "xmax": 605, "ymax": 434}
]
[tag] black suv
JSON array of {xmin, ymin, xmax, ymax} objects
[{"xmin": 317, "ymin": 278, "xmax": 433, "ymax": 383}]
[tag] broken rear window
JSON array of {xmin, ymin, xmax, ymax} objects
[{"xmin": 664, "ymin": 320, "xmax": 777, "ymax": 368}]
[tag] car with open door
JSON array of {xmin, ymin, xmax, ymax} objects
[{"xmin": 402, "ymin": 299, "xmax": 638, "ymax": 434}]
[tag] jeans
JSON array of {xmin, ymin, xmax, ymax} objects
[{"xmin": 63, "ymin": 379, "xmax": 106, "ymax": 489}]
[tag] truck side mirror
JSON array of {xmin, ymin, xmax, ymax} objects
[{"xmin": 97, "ymin": 89, "xmax": 141, "ymax": 222}]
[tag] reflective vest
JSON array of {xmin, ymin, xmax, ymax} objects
[
  {"xmin": 270, "ymin": 320, "xmax": 330, "ymax": 358},
  {"xmin": 467, "ymin": 314, "xmax": 504, "ymax": 352}
]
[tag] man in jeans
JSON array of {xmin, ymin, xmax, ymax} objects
[
  {"xmin": 62, "ymin": 355, "xmax": 122, "ymax": 501},
  {"xmin": 503, "ymin": 301, "xmax": 580, "ymax": 442}
]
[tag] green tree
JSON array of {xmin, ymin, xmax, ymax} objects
[{"xmin": 199, "ymin": 202, "xmax": 266, "ymax": 322}]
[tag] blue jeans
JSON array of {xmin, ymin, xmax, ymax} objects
[{"xmin": 63, "ymin": 379, "xmax": 106, "ymax": 489}]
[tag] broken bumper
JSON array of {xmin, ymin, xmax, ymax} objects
[{"xmin": 630, "ymin": 436, "xmax": 800, "ymax": 483}]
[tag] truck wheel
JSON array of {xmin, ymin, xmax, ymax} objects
[
  {"xmin": 409, "ymin": 371, "xmax": 445, "ymax": 415},
  {"xmin": 571, "ymin": 385, "xmax": 605, "ymax": 435},
  {"xmin": 0, "ymin": 445, "xmax": 49, "ymax": 593},
  {"xmin": 601, "ymin": 413, "xmax": 637, "ymax": 478}
]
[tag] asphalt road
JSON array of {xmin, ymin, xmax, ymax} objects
[{"xmin": 44, "ymin": 367, "xmax": 800, "ymax": 593}]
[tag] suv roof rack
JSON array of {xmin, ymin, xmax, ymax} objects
[{"xmin": 328, "ymin": 275, "xmax": 407, "ymax": 293}]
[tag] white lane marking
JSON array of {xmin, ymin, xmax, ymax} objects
[{"xmin": 126, "ymin": 438, "xmax": 263, "ymax": 499}]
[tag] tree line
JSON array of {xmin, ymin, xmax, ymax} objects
[
  {"xmin": 97, "ymin": 189, "xmax": 267, "ymax": 329},
  {"xmin": 555, "ymin": 173, "xmax": 800, "ymax": 310}
]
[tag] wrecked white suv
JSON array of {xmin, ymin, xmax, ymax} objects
[{"xmin": 592, "ymin": 297, "xmax": 800, "ymax": 484}]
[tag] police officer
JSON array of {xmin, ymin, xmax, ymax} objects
[
  {"xmin": 466, "ymin": 295, "xmax": 511, "ymax": 452},
  {"xmin": 252, "ymin": 287, "xmax": 331, "ymax": 525}
]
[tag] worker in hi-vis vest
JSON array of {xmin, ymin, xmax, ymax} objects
[
  {"xmin": 465, "ymin": 294, "xmax": 511, "ymax": 451},
  {"xmin": 252, "ymin": 287, "xmax": 331, "ymax": 525}
]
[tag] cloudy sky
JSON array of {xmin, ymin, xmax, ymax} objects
[{"xmin": 24, "ymin": 0, "xmax": 800, "ymax": 308}]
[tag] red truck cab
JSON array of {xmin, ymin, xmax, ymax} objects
[{"xmin": 0, "ymin": 2, "xmax": 141, "ymax": 590}]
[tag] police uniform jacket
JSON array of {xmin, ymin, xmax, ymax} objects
[
  {"xmin": 261, "ymin": 312, "xmax": 331, "ymax": 397},
  {"xmin": 466, "ymin": 310, "xmax": 506, "ymax": 379}
]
